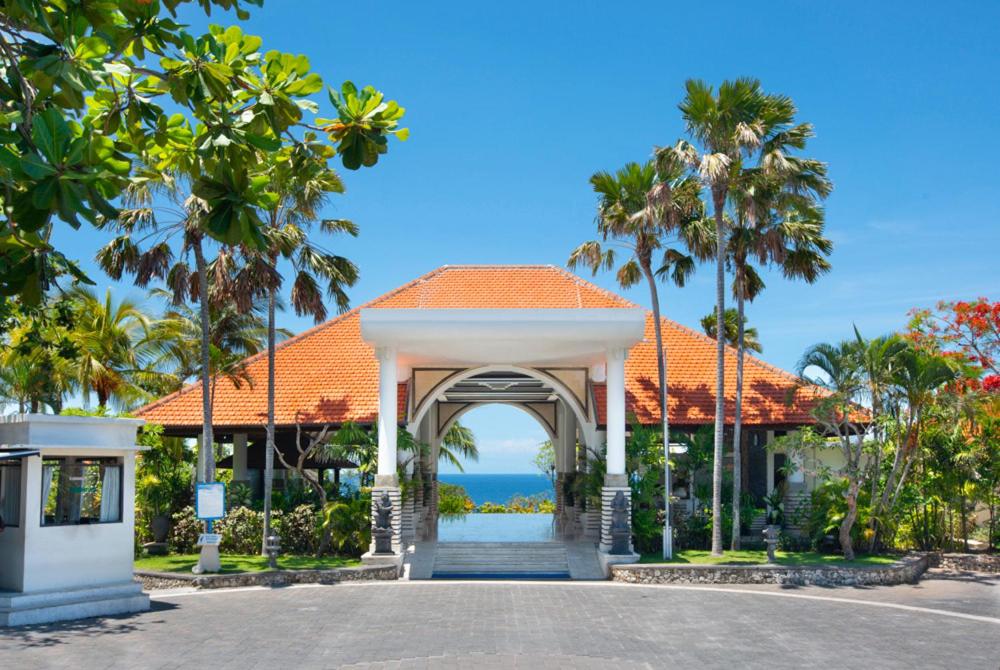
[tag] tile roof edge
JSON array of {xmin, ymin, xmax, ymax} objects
[{"xmin": 135, "ymin": 265, "xmax": 453, "ymax": 417}]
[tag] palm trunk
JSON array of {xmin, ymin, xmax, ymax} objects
[
  {"xmin": 642, "ymin": 263, "xmax": 672, "ymax": 558},
  {"xmin": 840, "ymin": 477, "xmax": 860, "ymax": 560},
  {"xmin": 192, "ymin": 238, "xmax": 214, "ymax": 483},
  {"xmin": 731, "ymin": 285, "xmax": 745, "ymax": 551},
  {"xmin": 711, "ymin": 190, "xmax": 726, "ymax": 556},
  {"xmin": 262, "ymin": 282, "xmax": 277, "ymax": 555}
]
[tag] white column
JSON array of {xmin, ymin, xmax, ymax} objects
[
  {"xmin": 376, "ymin": 346, "xmax": 398, "ymax": 483},
  {"xmin": 232, "ymin": 433, "xmax": 248, "ymax": 482},
  {"xmin": 605, "ymin": 347, "xmax": 627, "ymax": 476}
]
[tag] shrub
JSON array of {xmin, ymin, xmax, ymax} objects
[
  {"xmin": 275, "ymin": 504, "xmax": 319, "ymax": 555},
  {"xmin": 170, "ymin": 506, "xmax": 202, "ymax": 553},
  {"xmin": 215, "ymin": 506, "xmax": 269, "ymax": 554},
  {"xmin": 323, "ymin": 494, "xmax": 371, "ymax": 557},
  {"xmin": 439, "ymin": 483, "xmax": 473, "ymax": 515}
]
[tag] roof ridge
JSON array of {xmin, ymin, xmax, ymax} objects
[
  {"xmin": 551, "ymin": 265, "xmax": 640, "ymax": 308},
  {"xmin": 135, "ymin": 265, "xmax": 453, "ymax": 417}
]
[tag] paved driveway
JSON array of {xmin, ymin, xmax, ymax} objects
[{"xmin": 2, "ymin": 572, "xmax": 997, "ymax": 669}]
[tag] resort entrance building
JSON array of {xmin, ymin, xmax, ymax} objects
[{"xmin": 137, "ymin": 265, "xmax": 826, "ymax": 577}]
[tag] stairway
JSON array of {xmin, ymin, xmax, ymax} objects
[{"xmin": 431, "ymin": 542, "xmax": 571, "ymax": 579}]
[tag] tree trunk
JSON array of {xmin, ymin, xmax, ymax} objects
[
  {"xmin": 731, "ymin": 288, "xmax": 745, "ymax": 551},
  {"xmin": 642, "ymin": 264, "xmax": 672, "ymax": 558},
  {"xmin": 710, "ymin": 189, "xmax": 727, "ymax": 557},
  {"xmin": 192, "ymin": 238, "xmax": 214, "ymax": 484},
  {"xmin": 840, "ymin": 478, "xmax": 860, "ymax": 560},
  {"xmin": 262, "ymin": 282, "xmax": 277, "ymax": 556}
]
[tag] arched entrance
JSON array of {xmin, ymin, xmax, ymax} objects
[{"xmin": 358, "ymin": 305, "xmax": 646, "ymax": 577}]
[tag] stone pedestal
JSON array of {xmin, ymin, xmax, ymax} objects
[{"xmin": 599, "ymin": 479, "xmax": 631, "ymax": 553}]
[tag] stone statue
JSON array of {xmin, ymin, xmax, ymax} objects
[
  {"xmin": 373, "ymin": 492, "xmax": 394, "ymax": 555},
  {"xmin": 763, "ymin": 525, "xmax": 780, "ymax": 564},
  {"xmin": 610, "ymin": 490, "xmax": 630, "ymax": 555}
]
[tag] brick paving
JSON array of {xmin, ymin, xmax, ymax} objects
[{"xmin": 1, "ymin": 575, "xmax": 997, "ymax": 669}]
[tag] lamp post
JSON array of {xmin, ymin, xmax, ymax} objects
[{"xmin": 664, "ymin": 441, "xmax": 687, "ymax": 560}]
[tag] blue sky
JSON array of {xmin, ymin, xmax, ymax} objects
[{"xmin": 57, "ymin": 1, "xmax": 1000, "ymax": 473}]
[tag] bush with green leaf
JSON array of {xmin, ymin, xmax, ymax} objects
[
  {"xmin": 275, "ymin": 505, "xmax": 320, "ymax": 555},
  {"xmin": 169, "ymin": 506, "xmax": 202, "ymax": 554},
  {"xmin": 323, "ymin": 494, "xmax": 371, "ymax": 557}
]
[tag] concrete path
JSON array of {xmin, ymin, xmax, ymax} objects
[{"xmin": 2, "ymin": 571, "xmax": 997, "ymax": 669}]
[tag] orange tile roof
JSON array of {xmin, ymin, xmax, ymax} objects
[
  {"xmin": 593, "ymin": 314, "xmax": 828, "ymax": 427},
  {"xmin": 135, "ymin": 265, "xmax": 824, "ymax": 432}
]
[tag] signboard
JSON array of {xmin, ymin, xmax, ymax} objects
[
  {"xmin": 195, "ymin": 482, "xmax": 226, "ymax": 521},
  {"xmin": 197, "ymin": 533, "xmax": 222, "ymax": 546}
]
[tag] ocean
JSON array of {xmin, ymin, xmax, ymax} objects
[{"xmin": 438, "ymin": 473, "xmax": 554, "ymax": 506}]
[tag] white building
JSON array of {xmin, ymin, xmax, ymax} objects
[{"xmin": 0, "ymin": 414, "xmax": 149, "ymax": 626}]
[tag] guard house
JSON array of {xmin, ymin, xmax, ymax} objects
[{"xmin": 0, "ymin": 414, "xmax": 149, "ymax": 626}]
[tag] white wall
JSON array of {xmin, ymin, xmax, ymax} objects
[{"xmin": 20, "ymin": 451, "xmax": 137, "ymax": 592}]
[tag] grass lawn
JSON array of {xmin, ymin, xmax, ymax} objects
[
  {"xmin": 135, "ymin": 553, "xmax": 361, "ymax": 574},
  {"xmin": 638, "ymin": 549, "xmax": 898, "ymax": 567}
]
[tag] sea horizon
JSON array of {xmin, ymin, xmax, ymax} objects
[{"xmin": 438, "ymin": 473, "xmax": 554, "ymax": 507}]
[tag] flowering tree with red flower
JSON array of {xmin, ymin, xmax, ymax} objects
[{"xmin": 908, "ymin": 298, "xmax": 1000, "ymax": 393}]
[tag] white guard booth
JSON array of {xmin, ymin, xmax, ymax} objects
[{"xmin": 0, "ymin": 414, "xmax": 150, "ymax": 626}]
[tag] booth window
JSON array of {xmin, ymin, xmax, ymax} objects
[
  {"xmin": 0, "ymin": 462, "xmax": 21, "ymax": 527},
  {"xmin": 41, "ymin": 457, "xmax": 122, "ymax": 526}
]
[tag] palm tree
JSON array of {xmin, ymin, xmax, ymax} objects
[
  {"xmin": 700, "ymin": 308, "xmax": 762, "ymax": 353},
  {"xmin": 569, "ymin": 160, "xmax": 702, "ymax": 557},
  {"xmin": 666, "ymin": 78, "xmax": 802, "ymax": 555},
  {"xmin": 246, "ymin": 137, "xmax": 360, "ymax": 556},
  {"xmin": 438, "ymin": 421, "xmax": 479, "ymax": 471},
  {"xmin": 797, "ymin": 339, "xmax": 866, "ymax": 559},
  {"xmin": 723, "ymin": 160, "xmax": 832, "ymax": 549},
  {"xmin": 66, "ymin": 287, "xmax": 157, "ymax": 410}
]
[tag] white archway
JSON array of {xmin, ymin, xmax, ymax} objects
[{"xmin": 407, "ymin": 364, "xmax": 596, "ymax": 448}]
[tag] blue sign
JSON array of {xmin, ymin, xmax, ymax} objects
[{"xmin": 195, "ymin": 482, "xmax": 226, "ymax": 521}]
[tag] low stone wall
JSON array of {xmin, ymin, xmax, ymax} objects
[
  {"xmin": 930, "ymin": 552, "xmax": 1000, "ymax": 574},
  {"xmin": 135, "ymin": 564, "xmax": 399, "ymax": 591},
  {"xmin": 611, "ymin": 553, "xmax": 929, "ymax": 586}
]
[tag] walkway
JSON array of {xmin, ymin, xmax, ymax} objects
[
  {"xmin": 2, "ymin": 571, "xmax": 996, "ymax": 669},
  {"xmin": 404, "ymin": 539, "xmax": 605, "ymax": 580}
]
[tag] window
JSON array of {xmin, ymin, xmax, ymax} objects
[
  {"xmin": 41, "ymin": 457, "xmax": 122, "ymax": 526},
  {"xmin": 0, "ymin": 462, "xmax": 21, "ymax": 528}
]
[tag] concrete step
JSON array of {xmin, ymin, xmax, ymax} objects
[
  {"xmin": 432, "ymin": 542, "xmax": 571, "ymax": 579},
  {"xmin": 0, "ymin": 581, "xmax": 150, "ymax": 627}
]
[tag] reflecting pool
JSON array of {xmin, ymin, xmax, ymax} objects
[{"xmin": 437, "ymin": 513, "xmax": 555, "ymax": 542}]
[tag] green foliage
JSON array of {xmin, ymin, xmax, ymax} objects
[
  {"xmin": 476, "ymin": 494, "xmax": 554, "ymax": 514},
  {"xmin": 169, "ymin": 506, "xmax": 202, "ymax": 553},
  {"xmin": 274, "ymin": 504, "xmax": 320, "ymax": 555},
  {"xmin": 215, "ymin": 505, "xmax": 266, "ymax": 554},
  {"xmin": 322, "ymin": 493, "xmax": 371, "ymax": 557},
  {"xmin": 0, "ymin": 0, "xmax": 406, "ymax": 305},
  {"xmin": 439, "ymin": 482, "xmax": 473, "ymax": 515}
]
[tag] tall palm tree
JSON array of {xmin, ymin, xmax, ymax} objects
[
  {"xmin": 247, "ymin": 137, "xmax": 359, "ymax": 555},
  {"xmin": 700, "ymin": 308, "xmax": 762, "ymax": 353},
  {"xmin": 66, "ymin": 287, "xmax": 157, "ymax": 410},
  {"xmin": 97, "ymin": 163, "xmax": 251, "ymax": 482},
  {"xmin": 723, "ymin": 159, "xmax": 832, "ymax": 549},
  {"xmin": 666, "ymin": 78, "xmax": 802, "ymax": 555},
  {"xmin": 569, "ymin": 160, "xmax": 702, "ymax": 557}
]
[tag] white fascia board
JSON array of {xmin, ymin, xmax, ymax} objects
[{"xmin": 360, "ymin": 308, "xmax": 646, "ymax": 348}]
